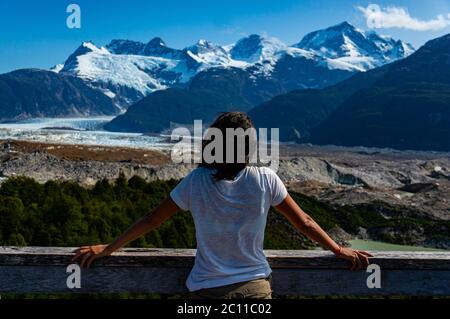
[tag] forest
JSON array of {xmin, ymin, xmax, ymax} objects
[
  {"xmin": 0, "ymin": 174, "xmax": 313, "ymax": 249},
  {"xmin": 1, "ymin": 174, "xmax": 448, "ymax": 250}
]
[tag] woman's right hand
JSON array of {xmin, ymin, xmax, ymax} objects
[
  {"xmin": 336, "ymin": 247, "xmax": 373, "ymax": 270},
  {"xmin": 72, "ymin": 244, "xmax": 110, "ymax": 268}
]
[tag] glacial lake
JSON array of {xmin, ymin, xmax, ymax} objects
[
  {"xmin": 0, "ymin": 117, "xmax": 171, "ymax": 150},
  {"xmin": 349, "ymin": 239, "xmax": 445, "ymax": 252}
]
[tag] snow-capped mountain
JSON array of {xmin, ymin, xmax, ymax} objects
[
  {"xmin": 295, "ymin": 21, "xmax": 414, "ymax": 71},
  {"xmin": 185, "ymin": 40, "xmax": 238, "ymax": 68},
  {"xmin": 228, "ymin": 34, "xmax": 287, "ymax": 63},
  {"xmin": 226, "ymin": 34, "xmax": 316, "ymax": 77},
  {"xmin": 55, "ymin": 21, "xmax": 414, "ymax": 107},
  {"xmin": 59, "ymin": 40, "xmax": 199, "ymax": 106}
]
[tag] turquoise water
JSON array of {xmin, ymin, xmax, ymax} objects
[{"xmin": 349, "ymin": 239, "xmax": 445, "ymax": 252}]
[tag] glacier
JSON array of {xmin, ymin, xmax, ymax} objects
[{"xmin": 0, "ymin": 117, "xmax": 171, "ymax": 150}]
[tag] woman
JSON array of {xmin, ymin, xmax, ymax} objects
[{"xmin": 73, "ymin": 112, "xmax": 372, "ymax": 299}]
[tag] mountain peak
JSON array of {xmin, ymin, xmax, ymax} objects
[
  {"xmin": 106, "ymin": 39, "xmax": 145, "ymax": 55},
  {"xmin": 78, "ymin": 41, "xmax": 110, "ymax": 55},
  {"xmin": 148, "ymin": 37, "xmax": 166, "ymax": 47},
  {"xmin": 229, "ymin": 35, "xmax": 264, "ymax": 62},
  {"xmin": 142, "ymin": 37, "xmax": 176, "ymax": 57},
  {"xmin": 192, "ymin": 39, "xmax": 217, "ymax": 50},
  {"xmin": 295, "ymin": 22, "xmax": 414, "ymax": 69},
  {"xmin": 331, "ymin": 21, "xmax": 355, "ymax": 30},
  {"xmin": 105, "ymin": 38, "xmax": 167, "ymax": 55},
  {"xmin": 230, "ymin": 34, "xmax": 286, "ymax": 63},
  {"xmin": 186, "ymin": 39, "xmax": 224, "ymax": 55},
  {"xmin": 295, "ymin": 21, "xmax": 363, "ymax": 52},
  {"xmin": 80, "ymin": 41, "xmax": 105, "ymax": 53},
  {"xmin": 60, "ymin": 41, "xmax": 107, "ymax": 73},
  {"xmin": 422, "ymin": 33, "xmax": 450, "ymax": 51},
  {"xmin": 248, "ymin": 34, "xmax": 263, "ymax": 40},
  {"xmin": 197, "ymin": 39, "xmax": 210, "ymax": 46}
]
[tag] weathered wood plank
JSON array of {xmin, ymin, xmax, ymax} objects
[
  {"xmin": 1, "ymin": 266, "xmax": 449, "ymax": 296},
  {"xmin": 1, "ymin": 247, "xmax": 449, "ymax": 270},
  {"xmin": 0, "ymin": 247, "xmax": 196, "ymax": 268},
  {"xmin": 272, "ymin": 269, "xmax": 450, "ymax": 296},
  {"xmin": 1, "ymin": 247, "xmax": 449, "ymax": 295},
  {"xmin": 0, "ymin": 266, "xmax": 190, "ymax": 294}
]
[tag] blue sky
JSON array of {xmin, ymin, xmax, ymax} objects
[{"xmin": 1, "ymin": 0, "xmax": 450, "ymax": 73}]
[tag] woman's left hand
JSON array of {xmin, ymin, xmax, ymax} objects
[
  {"xmin": 336, "ymin": 247, "xmax": 373, "ymax": 271},
  {"xmin": 72, "ymin": 244, "xmax": 110, "ymax": 268}
]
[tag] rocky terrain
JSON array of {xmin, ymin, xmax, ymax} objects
[
  {"xmin": 1, "ymin": 140, "xmax": 449, "ymax": 223},
  {"xmin": 279, "ymin": 144, "xmax": 450, "ymax": 221},
  {"xmin": 0, "ymin": 140, "xmax": 192, "ymax": 186}
]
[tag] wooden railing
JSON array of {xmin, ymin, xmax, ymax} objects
[{"xmin": 0, "ymin": 247, "xmax": 449, "ymax": 296}]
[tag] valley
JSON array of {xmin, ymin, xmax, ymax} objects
[
  {"xmin": 1, "ymin": 19, "xmax": 449, "ymax": 252},
  {"xmin": 1, "ymin": 139, "xmax": 449, "ymax": 250},
  {"xmin": 2, "ymin": 1, "xmax": 450, "ymax": 301}
]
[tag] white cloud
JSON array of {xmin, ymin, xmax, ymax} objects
[{"xmin": 358, "ymin": 4, "xmax": 450, "ymax": 31}]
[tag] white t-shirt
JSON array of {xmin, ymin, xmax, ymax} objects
[{"xmin": 170, "ymin": 165, "xmax": 288, "ymax": 292}]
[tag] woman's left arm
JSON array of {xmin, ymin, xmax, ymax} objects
[
  {"xmin": 72, "ymin": 197, "xmax": 181, "ymax": 268},
  {"xmin": 275, "ymin": 194, "xmax": 373, "ymax": 270}
]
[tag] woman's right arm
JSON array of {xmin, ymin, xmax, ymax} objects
[
  {"xmin": 274, "ymin": 194, "xmax": 373, "ymax": 270},
  {"xmin": 72, "ymin": 197, "xmax": 181, "ymax": 268}
]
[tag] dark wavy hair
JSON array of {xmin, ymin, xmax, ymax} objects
[{"xmin": 199, "ymin": 112, "xmax": 255, "ymax": 181}]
